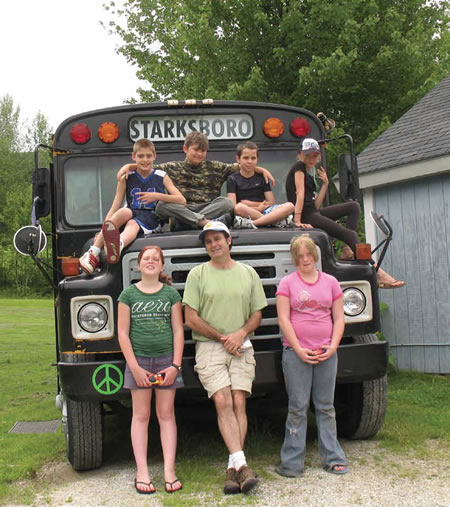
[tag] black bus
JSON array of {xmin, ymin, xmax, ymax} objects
[{"xmin": 18, "ymin": 99, "xmax": 388, "ymax": 470}]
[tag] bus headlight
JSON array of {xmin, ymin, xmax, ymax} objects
[
  {"xmin": 343, "ymin": 288, "xmax": 366, "ymax": 316},
  {"xmin": 77, "ymin": 303, "xmax": 108, "ymax": 333}
]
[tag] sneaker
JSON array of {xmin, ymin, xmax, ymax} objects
[
  {"xmin": 102, "ymin": 220, "xmax": 121, "ymax": 264},
  {"xmin": 274, "ymin": 219, "xmax": 288, "ymax": 228},
  {"xmin": 237, "ymin": 465, "xmax": 258, "ymax": 494},
  {"xmin": 79, "ymin": 250, "xmax": 100, "ymax": 275},
  {"xmin": 233, "ymin": 216, "xmax": 257, "ymax": 229},
  {"xmin": 224, "ymin": 468, "xmax": 240, "ymax": 495},
  {"xmin": 215, "ymin": 214, "xmax": 229, "ymax": 226}
]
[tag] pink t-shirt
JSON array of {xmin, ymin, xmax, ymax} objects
[{"xmin": 276, "ymin": 271, "xmax": 343, "ymax": 350}]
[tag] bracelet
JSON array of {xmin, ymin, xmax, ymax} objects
[{"xmin": 171, "ymin": 363, "xmax": 182, "ymax": 372}]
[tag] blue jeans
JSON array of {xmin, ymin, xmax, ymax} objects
[{"xmin": 278, "ymin": 348, "xmax": 347, "ymax": 475}]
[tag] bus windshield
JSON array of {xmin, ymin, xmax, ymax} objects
[{"xmin": 63, "ymin": 148, "xmax": 298, "ymax": 226}]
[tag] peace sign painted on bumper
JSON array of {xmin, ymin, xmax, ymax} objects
[{"xmin": 92, "ymin": 364, "xmax": 124, "ymax": 395}]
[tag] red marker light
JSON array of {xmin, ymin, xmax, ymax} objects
[
  {"xmin": 98, "ymin": 122, "xmax": 119, "ymax": 144},
  {"xmin": 70, "ymin": 123, "xmax": 91, "ymax": 144},
  {"xmin": 290, "ymin": 117, "xmax": 310, "ymax": 137},
  {"xmin": 263, "ymin": 117, "xmax": 284, "ymax": 138}
]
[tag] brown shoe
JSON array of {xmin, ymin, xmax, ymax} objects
[
  {"xmin": 224, "ymin": 468, "xmax": 240, "ymax": 495},
  {"xmin": 237, "ymin": 465, "xmax": 258, "ymax": 494}
]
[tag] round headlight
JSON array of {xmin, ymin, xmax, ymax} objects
[
  {"xmin": 78, "ymin": 303, "xmax": 108, "ymax": 333},
  {"xmin": 343, "ymin": 288, "xmax": 366, "ymax": 316}
]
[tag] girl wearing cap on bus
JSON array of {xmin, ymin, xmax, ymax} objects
[
  {"xmin": 118, "ymin": 246, "xmax": 184, "ymax": 494},
  {"xmin": 285, "ymin": 138, "xmax": 405, "ymax": 289}
]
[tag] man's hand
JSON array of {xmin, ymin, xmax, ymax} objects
[{"xmin": 221, "ymin": 329, "xmax": 246, "ymax": 356}]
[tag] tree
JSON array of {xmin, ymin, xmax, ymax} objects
[
  {"xmin": 25, "ymin": 111, "xmax": 52, "ymax": 151},
  {"xmin": 0, "ymin": 94, "xmax": 22, "ymax": 152},
  {"xmin": 106, "ymin": 0, "xmax": 450, "ymax": 146},
  {"xmin": 0, "ymin": 95, "xmax": 52, "ymax": 292}
]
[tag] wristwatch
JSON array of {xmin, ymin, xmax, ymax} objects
[{"xmin": 171, "ymin": 363, "xmax": 182, "ymax": 372}]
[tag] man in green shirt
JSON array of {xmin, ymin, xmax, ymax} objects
[{"xmin": 183, "ymin": 221, "xmax": 267, "ymax": 495}]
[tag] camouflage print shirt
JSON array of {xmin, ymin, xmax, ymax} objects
[{"xmin": 157, "ymin": 159, "xmax": 239, "ymax": 205}]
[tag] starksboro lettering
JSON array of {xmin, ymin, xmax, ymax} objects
[{"xmin": 129, "ymin": 114, "xmax": 253, "ymax": 142}]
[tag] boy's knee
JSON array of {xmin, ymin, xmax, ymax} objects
[
  {"xmin": 234, "ymin": 202, "xmax": 246, "ymax": 214},
  {"xmin": 221, "ymin": 197, "xmax": 234, "ymax": 214},
  {"xmin": 286, "ymin": 202, "xmax": 295, "ymax": 213}
]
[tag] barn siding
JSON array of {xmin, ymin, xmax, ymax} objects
[{"xmin": 373, "ymin": 173, "xmax": 450, "ymax": 373}]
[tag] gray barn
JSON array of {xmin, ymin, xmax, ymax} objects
[{"xmin": 357, "ymin": 74, "xmax": 450, "ymax": 374}]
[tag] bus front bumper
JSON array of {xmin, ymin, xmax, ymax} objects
[{"xmin": 58, "ymin": 341, "xmax": 388, "ymax": 402}]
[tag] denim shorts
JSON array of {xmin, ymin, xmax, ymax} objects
[{"xmin": 123, "ymin": 353, "xmax": 184, "ymax": 390}]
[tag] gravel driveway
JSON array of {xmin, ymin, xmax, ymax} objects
[{"xmin": 16, "ymin": 440, "xmax": 448, "ymax": 506}]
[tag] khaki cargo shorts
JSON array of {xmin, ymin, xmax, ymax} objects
[{"xmin": 194, "ymin": 340, "xmax": 256, "ymax": 398}]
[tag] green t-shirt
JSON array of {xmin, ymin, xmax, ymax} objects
[
  {"xmin": 182, "ymin": 261, "xmax": 267, "ymax": 342},
  {"xmin": 118, "ymin": 283, "xmax": 181, "ymax": 357}
]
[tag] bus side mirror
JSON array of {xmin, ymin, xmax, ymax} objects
[
  {"xmin": 32, "ymin": 167, "xmax": 51, "ymax": 219},
  {"xmin": 338, "ymin": 153, "xmax": 361, "ymax": 202}
]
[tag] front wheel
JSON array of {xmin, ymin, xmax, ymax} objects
[
  {"xmin": 62, "ymin": 396, "xmax": 103, "ymax": 471},
  {"xmin": 335, "ymin": 334, "xmax": 387, "ymax": 439},
  {"xmin": 59, "ymin": 353, "xmax": 103, "ymax": 470}
]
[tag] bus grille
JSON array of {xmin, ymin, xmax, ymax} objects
[{"xmin": 121, "ymin": 244, "xmax": 308, "ymax": 351}]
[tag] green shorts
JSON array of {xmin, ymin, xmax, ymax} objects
[{"xmin": 194, "ymin": 340, "xmax": 256, "ymax": 398}]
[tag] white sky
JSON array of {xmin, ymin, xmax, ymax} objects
[{"xmin": 0, "ymin": 0, "xmax": 144, "ymax": 131}]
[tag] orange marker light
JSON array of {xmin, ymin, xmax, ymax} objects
[
  {"xmin": 61, "ymin": 257, "xmax": 80, "ymax": 276},
  {"xmin": 355, "ymin": 243, "xmax": 372, "ymax": 260},
  {"xmin": 263, "ymin": 117, "xmax": 284, "ymax": 138},
  {"xmin": 290, "ymin": 117, "xmax": 310, "ymax": 137},
  {"xmin": 98, "ymin": 122, "xmax": 119, "ymax": 144},
  {"xmin": 70, "ymin": 123, "xmax": 91, "ymax": 144}
]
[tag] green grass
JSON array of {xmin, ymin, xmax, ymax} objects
[
  {"xmin": 376, "ymin": 368, "xmax": 450, "ymax": 455},
  {"xmin": 0, "ymin": 298, "xmax": 449, "ymax": 505},
  {"xmin": 0, "ymin": 299, "xmax": 65, "ymax": 503}
]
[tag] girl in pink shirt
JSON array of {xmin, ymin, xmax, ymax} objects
[{"xmin": 275, "ymin": 234, "xmax": 348, "ymax": 477}]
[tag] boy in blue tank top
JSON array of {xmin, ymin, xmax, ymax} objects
[{"xmin": 80, "ymin": 139, "xmax": 186, "ymax": 275}]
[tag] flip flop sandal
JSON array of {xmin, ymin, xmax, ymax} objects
[
  {"xmin": 328, "ymin": 464, "xmax": 348, "ymax": 475},
  {"xmin": 165, "ymin": 478, "xmax": 183, "ymax": 493},
  {"xmin": 102, "ymin": 220, "xmax": 121, "ymax": 264},
  {"xmin": 134, "ymin": 478, "xmax": 156, "ymax": 494},
  {"xmin": 377, "ymin": 279, "xmax": 405, "ymax": 289}
]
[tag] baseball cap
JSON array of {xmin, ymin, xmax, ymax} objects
[
  {"xmin": 300, "ymin": 138, "xmax": 320, "ymax": 154},
  {"xmin": 199, "ymin": 221, "xmax": 231, "ymax": 242}
]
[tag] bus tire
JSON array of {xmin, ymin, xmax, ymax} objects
[
  {"xmin": 335, "ymin": 334, "xmax": 387, "ymax": 439},
  {"xmin": 66, "ymin": 398, "xmax": 103, "ymax": 471},
  {"xmin": 60, "ymin": 353, "xmax": 103, "ymax": 470}
]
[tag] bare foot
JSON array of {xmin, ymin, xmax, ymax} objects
[{"xmin": 377, "ymin": 268, "xmax": 405, "ymax": 289}]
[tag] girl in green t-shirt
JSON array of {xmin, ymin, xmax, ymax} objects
[{"xmin": 118, "ymin": 246, "xmax": 184, "ymax": 495}]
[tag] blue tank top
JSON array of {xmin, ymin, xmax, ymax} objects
[{"xmin": 126, "ymin": 169, "xmax": 167, "ymax": 212}]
